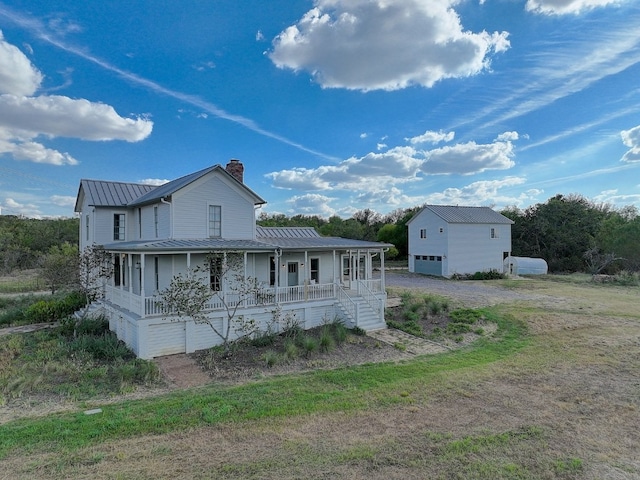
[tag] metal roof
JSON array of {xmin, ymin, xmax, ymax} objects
[
  {"xmin": 128, "ymin": 164, "xmax": 265, "ymax": 207},
  {"xmin": 76, "ymin": 180, "xmax": 157, "ymax": 209},
  {"xmin": 101, "ymin": 233, "xmax": 392, "ymax": 253},
  {"xmin": 102, "ymin": 238, "xmax": 275, "ymax": 252},
  {"xmin": 255, "ymin": 226, "xmax": 320, "ymax": 238},
  {"xmin": 409, "ymin": 205, "xmax": 514, "ymax": 225}
]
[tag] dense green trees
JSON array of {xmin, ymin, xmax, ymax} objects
[
  {"xmin": 0, "ymin": 216, "xmax": 78, "ymax": 274},
  {"xmin": 501, "ymin": 194, "xmax": 638, "ymax": 273},
  {"xmin": 0, "ymin": 194, "xmax": 638, "ymax": 277}
]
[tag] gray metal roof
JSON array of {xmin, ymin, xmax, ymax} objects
[
  {"xmin": 76, "ymin": 180, "xmax": 157, "ymax": 209},
  {"xmin": 410, "ymin": 205, "xmax": 513, "ymax": 225},
  {"xmin": 102, "ymin": 238, "xmax": 275, "ymax": 252},
  {"xmin": 255, "ymin": 226, "xmax": 320, "ymax": 238},
  {"xmin": 128, "ymin": 164, "xmax": 265, "ymax": 207},
  {"xmin": 101, "ymin": 232, "xmax": 392, "ymax": 253}
]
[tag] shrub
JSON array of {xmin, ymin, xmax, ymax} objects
[
  {"xmin": 299, "ymin": 336, "xmax": 319, "ymax": 357},
  {"xmin": 283, "ymin": 339, "xmax": 299, "ymax": 360},
  {"xmin": 261, "ymin": 350, "xmax": 280, "ymax": 367},
  {"xmin": 446, "ymin": 323, "xmax": 472, "ymax": 334},
  {"xmin": 0, "ymin": 308, "xmax": 26, "ymax": 328},
  {"xmin": 319, "ymin": 327, "xmax": 335, "ymax": 353},
  {"xmin": 449, "ymin": 309, "xmax": 482, "ymax": 324},
  {"xmin": 331, "ymin": 322, "xmax": 348, "ymax": 345},
  {"xmin": 68, "ymin": 333, "xmax": 132, "ymax": 361}
]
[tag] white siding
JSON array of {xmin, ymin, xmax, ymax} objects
[
  {"xmin": 445, "ymin": 224, "xmax": 510, "ymax": 276},
  {"xmin": 146, "ymin": 321, "xmax": 186, "ymax": 357},
  {"xmin": 172, "ymin": 174, "xmax": 256, "ymax": 239},
  {"xmin": 408, "ymin": 209, "xmax": 448, "ymax": 273}
]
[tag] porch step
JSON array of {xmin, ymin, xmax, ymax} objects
[{"xmin": 336, "ymin": 292, "xmax": 386, "ymax": 332}]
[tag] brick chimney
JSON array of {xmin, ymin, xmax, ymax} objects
[{"xmin": 225, "ymin": 159, "xmax": 244, "ymax": 183}]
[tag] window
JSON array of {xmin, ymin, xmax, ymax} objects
[
  {"xmin": 85, "ymin": 215, "xmax": 89, "ymax": 241},
  {"xmin": 310, "ymin": 258, "xmax": 319, "ymax": 283},
  {"xmin": 154, "ymin": 256, "xmax": 159, "ymax": 291},
  {"xmin": 113, "ymin": 214, "xmax": 125, "ymax": 240},
  {"xmin": 154, "ymin": 206, "xmax": 158, "ymax": 238},
  {"xmin": 138, "ymin": 208, "xmax": 142, "ymax": 238},
  {"xmin": 209, "ymin": 205, "xmax": 221, "ymax": 238},
  {"xmin": 439, "ymin": 227, "xmax": 444, "ymax": 233},
  {"xmin": 490, "ymin": 227, "xmax": 498, "ymax": 239},
  {"xmin": 210, "ymin": 256, "xmax": 222, "ymax": 291},
  {"xmin": 269, "ymin": 256, "xmax": 276, "ymax": 286},
  {"xmin": 420, "ymin": 228, "xmax": 427, "ymax": 239}
]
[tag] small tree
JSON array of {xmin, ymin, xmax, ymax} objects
[
  {"xmin": 39, "ymin": 242, "xmax": 79, "ymax": 294},
  {"xmin": 583, "ymin": 247, "xmax": 623, "ymax": 275},
  {"xmin": 157, "ymin": 251, "xmax": 267, "ymax": 356},
  {"xmin": 75, "ymin": 244, "xmax": 113, "ymax": 321}
]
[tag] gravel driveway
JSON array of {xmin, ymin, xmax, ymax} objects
[{"xmin": 385, "ymin": 270, "xmax": 551, "ymax": 308}]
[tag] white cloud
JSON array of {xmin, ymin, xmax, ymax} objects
[
  {"xmin": 0, "ymin": 95, "xmax": 152, "ymax": 142},
  {"xmin": 139, "ymin": 178, "xmax": 169, "ymax": 186},
  {"xmin": 423, "ymin": 177, "xmax": 532, "ymax": 207},
  {"xmin": 408, "ymin": 130, "xmax": 455, "ymax": 145},
  {"xmin": 269, "ymin": 0, "xmax": 510, "ymax": 91},
  {"xmin": 421, "ymin": 139, "xmax": 515, "ymax": 175},
  {"xmin": 621, "ymin": 125, "xmax": 640, "ymax": 163},
  {"xmin": 0, "ymin": 30, "xmax": 42, "ymax": 96},
  {"xmin": 267, "ymin": 133, "xmax": 518, "ymax": 195},
  {"xmin": 50, "ymin": 195, "xmax": 75, "ymax": 207},
  {"xmin": 0, "ymin": 32, "xmax": 153, "ymax": 165},
  {"xmin": 2, "ymin": 197, "xmax": 42, "ymax": 217},
  {"xmin": 496, "ymin": 131, "xmax": 519, "ymax": 142},
  {"xmin": 286, "ymin": 193, "xmax": 336, "ymax": 217},
  {"xmin": 526, "ymin": 0, "xmax": 622, "ymax": 15}
]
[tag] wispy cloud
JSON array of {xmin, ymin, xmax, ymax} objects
[{"xmin": 0, "ymin": 3, "xmax": 337, "ymax": 162}]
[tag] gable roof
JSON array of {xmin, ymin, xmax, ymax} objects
[
  {"xmin": 408, "ymin": 205, "xmax": 513, "ymax": 225},
  {"xmin": 129, "ymin": 164, "xmax": 265, "ymax": 207},
  {"xmin": 256, "ymin": 226, "xmax": 320, "ymax": 238},
  {"xmin": 74, "ymin": 180, "xmax": 157, "ymax": 212}
]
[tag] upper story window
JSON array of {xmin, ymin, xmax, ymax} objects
[
  {"xmin": 153, "ymin": 206, "xmax": 159, "ymax": 238},
  {"xmin": 419, "ymin": 228, "xmax": 427, "ymax": 239},
  {"xmin": 490, "ymin": 227, "xmax": 498, "ymax": 239},
  {"xmin": 209, "ymin": 205, "xmax": 221, "ymax": 238},
  {"xmin": 439, "ymin": 227, "xmax": 444, "ymax": 233},
  {"xmin": 138, "ymin": 208, "xmax": 142, "ymax": 238},
  {"xmin": 85, "ymin": 215, "xmax": 90, "ymax": 242},
  {"xmin": 113, "ymin": 213, "xmax": 126, "ymax": 241}
]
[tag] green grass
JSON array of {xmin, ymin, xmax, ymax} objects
[
  {"xmin": 0, "ymin": 308, "xmax": 528, "ymax": 458},
  {"xmin": 0, "ymin": 316, "xmax": 160, "ymax": 405}
]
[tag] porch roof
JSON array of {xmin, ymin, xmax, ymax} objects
[{"xmin": 101, "ymin": 236, "xmax": 392, "ymax": 253}]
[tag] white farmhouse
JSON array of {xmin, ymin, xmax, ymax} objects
[
  {"xmin": 407, "ymin": 205, "xmax": 513, "ymax": 278},
  {"xmin": 74, "ymin": 160, "xmax": 391, "ymax": 359}
]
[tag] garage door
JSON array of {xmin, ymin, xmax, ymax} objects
[
  {"xmin": 147, "ymin": 321, "xmax": 186, "ymax": 357},
  {"xmin": 415, "ymin": 256, "xmax": 442, "ymax": 276}
]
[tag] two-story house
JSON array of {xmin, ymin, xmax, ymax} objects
[
  {"xmin": 74, "ymin": 160, "xmax": 391, "ymax": 358},
  {"xmin": 407, "ymin": 205, "xmax": 513, "ymax": 277}
]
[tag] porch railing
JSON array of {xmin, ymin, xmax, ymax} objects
[
  {"xmin": 355, "ymin": 280, "xmax": 384, "ymax": 317},
  {"xmin": 107, "ymin": 282, "xmax": 338, "ymax": 318}
]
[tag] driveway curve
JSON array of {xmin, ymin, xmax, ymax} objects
[{"xmin": 385, "ymin": 271, "xmax": 552, "ymax": 308}]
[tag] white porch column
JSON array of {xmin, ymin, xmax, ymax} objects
[
  {"xmin": 140, "ymin": 254, "xmax": 146, "ymax": 298},
  {"xmin": 127, "ymin": 254, "xmax": 133, "ymax": 292},
  {"xmin": 380, "ymin": 248, "xmax": 386, "ymax": 288},
  {"xmin": 186, "ymin": 252, "xmax": 191, "ymax": 269}
]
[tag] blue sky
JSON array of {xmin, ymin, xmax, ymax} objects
[{"xmin": 0, "ymin": 0, "xmax": 639, "ymax": 219}]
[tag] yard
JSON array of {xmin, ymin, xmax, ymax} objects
[{"xmin": 0, "ymin": 274, "xmax": 638, "ymax": 479}]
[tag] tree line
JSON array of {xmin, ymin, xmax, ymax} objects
[
  {"xmin": 0, "ymin": 193, "xmax": 637, "ymax": 280},
  {"xmin": 259, "ymin": 194, "xmax": 639, "ymax": 273},
  {"xmin": 0, "ymin": 216, "xmax": 78, "ymax": 275}
]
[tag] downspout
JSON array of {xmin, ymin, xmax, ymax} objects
[{"xmin": 160, "ymin": 197, "xmax": 172, "ymax": 238}]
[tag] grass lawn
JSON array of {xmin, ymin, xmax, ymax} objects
[{"xmin": 0, "ymin": 277, "xmax": 638, "ymax": 479}]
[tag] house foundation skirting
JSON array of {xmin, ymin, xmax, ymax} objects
[{"xmin": 104, "ymin": 299, "xmax": 342, "ymax": 359}]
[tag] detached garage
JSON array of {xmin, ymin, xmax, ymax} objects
[{"xmin": 504, "ymin": 256, "xmax": 548, "ymax": 275}]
